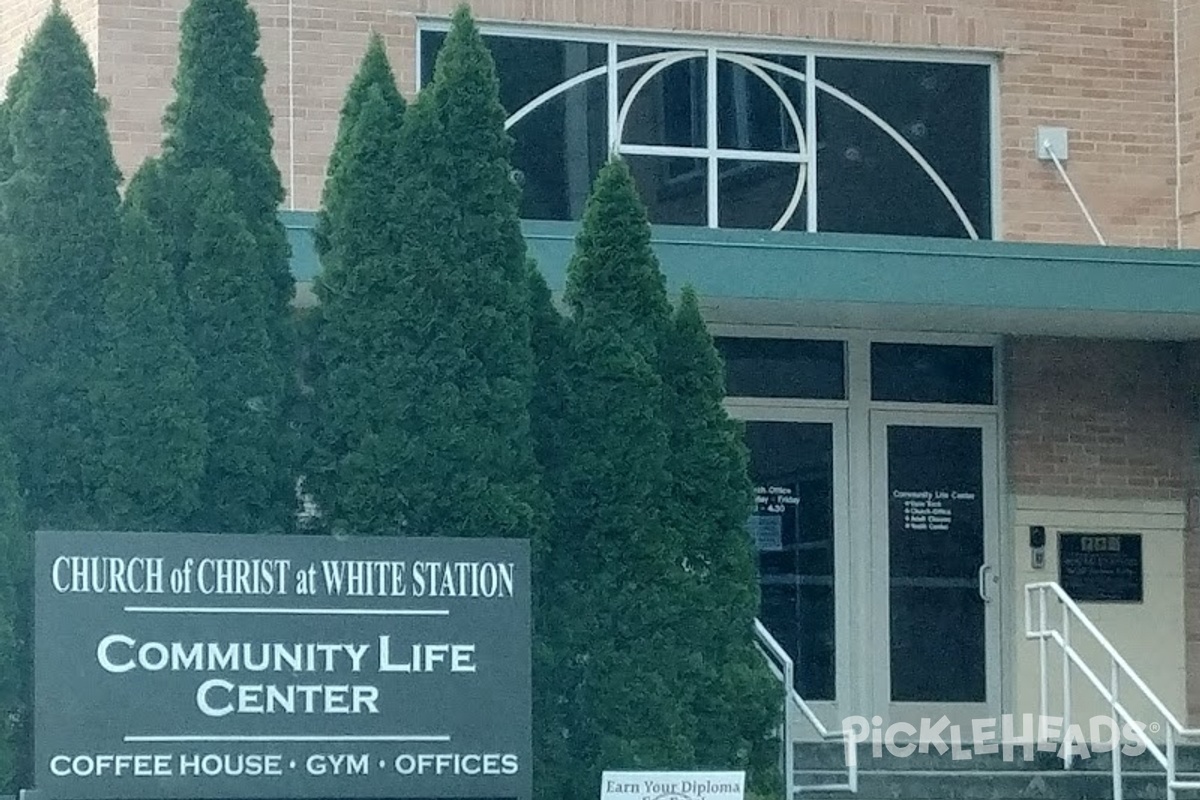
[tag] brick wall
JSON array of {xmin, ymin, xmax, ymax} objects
[
  {"xmin": 1, "ymin": 0, "xmax": 98, "ymax": 96},
  {"xmin": 1180, "ymin": 0, "xmax": 1200, "ymax": 247},
  {"xmin": 0, "ymin": 0, "xmax": 1185, "ymax": 246},
  {"xmin": 1006, "ymin": 337, "xmax": 1191, "ymax": 502}
]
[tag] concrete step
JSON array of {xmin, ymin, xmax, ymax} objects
[{"xmin": 794, "ymin": 770, "xmax": 1200, "ymax": 800}]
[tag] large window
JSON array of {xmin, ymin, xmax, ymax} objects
[{"xmin": 419, "ymin": 28, "xmax": 994, "ymax": 239}]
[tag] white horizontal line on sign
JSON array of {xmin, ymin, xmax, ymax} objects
[
  {"xmin": 122, "ymin": 606, "xmax": 450, "ymax": 616},
  {"xmin": 124, "ymin": 735, "xmax": 452, "ymax": 743}
]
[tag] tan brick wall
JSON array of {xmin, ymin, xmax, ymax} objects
[
  {"xmin": 0, "ymin": 0, "xmax": 1186, "ymax": 245},
  {"xmin": 1006, "ymin": 337, "xmax": 1191, "ymax": 502},
  {"xmin": 1, "ymin": 0, "xmax": 99, "ymax": 97},
  {"xmin": 1179, "ymin": 0, "xmax": 1200, "ymax": 247}
]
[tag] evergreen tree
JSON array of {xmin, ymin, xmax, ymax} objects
[
  {"xmin": 184, "ymin": 169, "xmax": 293, "ymax": 534},
  {"xmin": 0, "ymin": 8, "xmax": 121, "ymax": 527},
  {"xmin": 312, "ymin": 6, "xmax": 544, "ymax": 539},
  {"xmin": 0, "ymin": 431, "xmax": 27, "ymax": 794},
  {"xmin": 314, "ymin": 33, "xmax": 404, "ymax": 262},
  {"xmin": 0, "ymin": 101, "xmax": 12, "ymax": 182},
  {"xmin": 661, "ymin": 287, "xmax": 781, "ymax": 792},
  {"xmin": 527, "ymin": 261, "xmax": 571, "ymax": 492},
  {"xmin": 536, "ymin": 159, "xmax": 693, "ymax": 800},
  {"xmin": 132, "ymin": 0, "xmax": 297, "ymax": 532},
  {"xmin": 301, "ymin": 38, "xmax": 404, "ymax": 527},
  {"xmin": 90, "ymin": 205, "xmax": 208, "ymax": 530},
  {"xmin": 308, "ymin": 80, "xmax": 407, "ymax": 532}
]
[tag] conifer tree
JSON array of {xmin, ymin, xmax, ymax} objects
[
  {"xmin": 302, "ymin": 37, "xmax": 406, "ymax": 527},
  {"xmin": 527, "ymin": 262, "xmax": 569, "ymax": 495},
  {"xmin": 184, "ymin": 169, "xmax": 293, "ymax": 534},
  {"xmin": 0, "ymin": 432, "xmax": 27, "ymax": 794},
  {"xmin": 0, "ymin": 8, "xmax": 121, "ymax": 527},
  {"xmin": 0, "ymin": 101, "xmax": 12, "ymax": 181},
  {"xmin": 90, "ymin": 206, "xmax": 208, "ymax": 530},
  {"xmin": 536, "ymin": 159, "xmax": 694, "ymax": 800},
  {"xmin": 661, "ymin": 287, "xmax": 781, "ymax": 792},
  {"xmin": 312, "ymin": 6, "xmax": 544, "ymax": 538},
  {"xmin": 308, "ymin": 79, "xmax": 407, "ymax": 531},
  {"xmin": 314, "ymin": 33, "xmax": 404, "ymax": 262},
  {"xmin": 132, "ymin": 0, "xmax": 297, "ymax": 532}
]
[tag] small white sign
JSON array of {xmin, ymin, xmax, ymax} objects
[{"xmin": 601, "ymin": 771, "xmax": 745, "ymax": 800}]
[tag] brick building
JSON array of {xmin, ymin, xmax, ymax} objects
[{"xmin": 5, "ymin": 0, "xmax": 1200, "ymax": 768}]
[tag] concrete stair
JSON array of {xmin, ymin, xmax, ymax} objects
[{"xmin": 794, "ymin": 742, "xmax": 1200, "ymax": 800}]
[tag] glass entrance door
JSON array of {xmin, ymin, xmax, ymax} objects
[
  {"xmin": 734, "ymin": 406, "xmax": 849, "ymax": 737},
  {"xmin": 871, "ymin": 411, "xmax": 1001, "ymax": 731}
]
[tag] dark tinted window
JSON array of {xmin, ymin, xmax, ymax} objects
[
  {"xmin": 870, "ymin": 343, "xmax": 994, "ymax": 404},
  {"xmin": 715, "ymin": 338, "xmax": 845, "ymax": 399},
  {"xmin": 419, "ymin": 31, "xmax": 993, "ymax": 238},
  {"xmin": 815, "ymin": 58, "xmax": 991, "ymax": 239}
]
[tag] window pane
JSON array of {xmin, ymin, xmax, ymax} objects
[
  {"xmin": 624, "ymin": 155, "xmax": 707, "ymax": 226},
  {"xmin": 815, "ymin": 58, "xmax": 991, "ymax": 239},
  {"xmin": 870, "ymin": 343, "xmax": 994, "ymax": 404},
  {"xmin": 717, "ymin": 160, "xmax": 806, "ymax": 231},
  {"xmin": 744, "ymin": 421, "xmax": 837, "ymax": 701},
  {"xmin": 714, "ymin": 337, "xmax": 845, "ymax": 399},
  {"xmin": 618, "ymin": 47, "xmax": 707, "ymax": 148},
  {"xmin": 716, "ymin": 56, "xmax": 806, "ymax": 152},
  {"xmin": 887, "ymin": 425, "xmax": 986, "ymax": 702},
  {"xmin": 420, "ymin": 31, "xmax": 608, "ymax": 222}
]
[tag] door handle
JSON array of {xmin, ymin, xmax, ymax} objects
[{"xmin": 978, "ymin": 563, "xmax": 993, "ymax": 603}]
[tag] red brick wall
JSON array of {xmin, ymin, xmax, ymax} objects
[
  {"xmin": 0, "ymin": 0, "xmax": 1185, "ymax": 246},
  {"xmin": 1006, "ymin": 337, "xmax": 1191, "ymax": 502}
]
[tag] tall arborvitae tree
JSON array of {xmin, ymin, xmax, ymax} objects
[
  {"xmin": 90, "ymin": 206, "xmax": 208, "ymax": 530},
  {"xmin": 131, "ymin": 0, "xmax": 296, "ymax": 532},
  {"xmin": 308, "ymin": 78, "xmax": 407, "ymax": 532},
  {"xmin": 160, "ymin": 0, "xmax": 293, "ymax": 319},
  {"xmin": 182, "ymin": 169, "xmax": 293, "ymax": 534},
  {"xmin": 527, "ymin": 262, "xmax": 569, "ymax": 503},
  {"xmin": 0, "ymin": 431, "xmax": 27, "ymax": 794},
  {"xmin": 312, "ymin": 6, "xmax": 545, "ymax": 538},
  {"xmin": 301, "ymin": 36, "xmax": 405, "ymax": 526},
  {"xmin": 536, "ymin": 159, "xmax": 694, "ymax": 800},
  {"xmin": 527, "ymin": 260, "xmax": 570, "ymax": 790},
  {"xmin": 314, "ymin": 33, "xmax": 405, "ymax": 263},
  {"xmin": 0, "ymin": 100, "xmax": 12, "ymax": 181},
  {"xmin": 0, "ymin": 8, "xmax": 121, "ymax": 527},
  {"xmin": 661, "ymin": 287, "xmax": 781, "ymax": 792}
]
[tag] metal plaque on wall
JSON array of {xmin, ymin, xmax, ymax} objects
[{"xmin": 1058, "ymin": 532, "xmax": 1143, "ymax": 603}]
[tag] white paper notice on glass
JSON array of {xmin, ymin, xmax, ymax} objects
[
  {"xmin": 747, "ymin": 514, "xmax": 783, "ymax": 551},
  {"xmin": 601, "ymin": 771, "xmax": 746, "ymax": 800}
]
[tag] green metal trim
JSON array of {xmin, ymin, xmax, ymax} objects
[
  {"xmin": 281, "ymin": 210, "xmax": 321, "ymax": 281},
  {"xmin": 280, "ymin": 212, "xmax": 1200, "ymax": 316}
]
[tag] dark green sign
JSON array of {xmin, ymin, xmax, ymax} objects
[{"xmin": 34, "ymin": 530, "xmax": 531, "ymax": 800}]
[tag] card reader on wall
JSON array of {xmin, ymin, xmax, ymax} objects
[{"xmin": 1030, "ymin": 525, "xmax": 1046, "ymax": 569}]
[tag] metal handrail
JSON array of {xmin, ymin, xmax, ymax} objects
[
  {"xmin": 1025, "ymin": 582, "xmax": 1200, "ymax": 800},
  {"xmin": 753, "ymin": 619, "xmax": 859, "ymax": 795}
]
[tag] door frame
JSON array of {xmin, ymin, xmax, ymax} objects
[
  {"xmin": 727, "ymin": 401, "xmax": 852, "ymax": 739},
  {"xmin": 719, "ymin": 328, "xmax": 1011, "ymax": 736},
  {"xmin": 868, "ymin": 409, "xmax": 1004, "ymax": 733}
]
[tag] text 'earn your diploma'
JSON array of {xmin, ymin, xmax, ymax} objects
[{"xmin": 34, "ymin": 530, "xmax": 532, "ymax": 800}]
